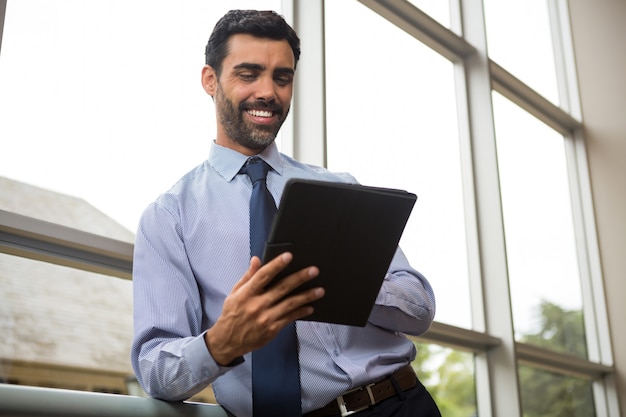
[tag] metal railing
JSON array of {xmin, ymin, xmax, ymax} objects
[{"xmin": 0, "ymin": 384, "xmax": 227, "ymax": 417}]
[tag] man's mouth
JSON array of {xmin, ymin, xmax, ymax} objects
[{"xmin": 246, "ymin": 109, "xmax": 274, "ymax": 118}]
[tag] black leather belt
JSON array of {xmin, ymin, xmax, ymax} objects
[{"xmin": 304, "ymin": 365, "xmax": 418, "ymax": 417}]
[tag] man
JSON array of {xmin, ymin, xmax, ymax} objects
[{"xmin": 131, "ymin": 9, "xmax": 440, "ymax": 417}]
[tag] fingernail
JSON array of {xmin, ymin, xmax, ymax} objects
[
  {"xmin": 315, "ymin": 288, "xmax": 325, "ymax": 297},
  {"xmin": 281, "ymin": 252, "xmax": 292, "ymax": 262}
]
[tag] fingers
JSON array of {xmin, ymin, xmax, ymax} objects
[
  {"xmin": 246, "ymin": 252, "xmax": 309, "ymax": 293},
  {"xmin": 247, "ymin": 252, "xmax": 324, "ymax": 322},
  {"xmin": 259, "ymin": 264, "xmax": 325, "ymax": 330},
  {"xmin": 275, "ymin": 285, "xmax": 325, "ymax": 324},
  {"xmin": 236, "ymin": 251, "xmax": 325, "ymax": 318},
  {"xmin": 251, "ymin": 285, "xmax": 324, "ymax": 337},
  {"xmin": 208, "ymin": 252, "xmax": 325, "ymax": 362},
  {"xmin": 268, "ymin": 264, "xmax": 320, "ymax": 300}
]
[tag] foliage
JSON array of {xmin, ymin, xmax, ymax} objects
[
  {"xmin": 517, "ymin": 365, "xmax": 595, "ymax": 417},
  {"xmin": 410, "ymin": 300, "xmax": 594, "ymax": 417},
  {"xmin": 412, "ymin": 342, "xmax": 476, "ymax": 417},
  {"xmin": 518, "ymin": 300, "xmax": 595, "ymax": 417},
  {"xmin": 521, "ymin": 299, "xmax": 587, "ymax": 357}
]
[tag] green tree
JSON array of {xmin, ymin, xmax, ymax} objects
[
  {"xmin": 410, "ymin": 300, "xmax": 594, "ymax": 417},
  {"xmin": 518, "ymin": 300, "xmax": 595, "ymax": 417},
  {"xmin": 412, "ymin": 342, "xmax": 476, "ymax": 417},
  {"xmin": 521, "ymin": 299, "xmax": 587, "ymax": 357}
]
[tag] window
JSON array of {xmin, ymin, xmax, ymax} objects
[
  {"xmin": 322, "ymin": 0, "xmax": 614, "ymax": 416},
  {"xmin": 483, "ymin": 0, "xmax": 560, "ymax": 105},
  {"xmin": 492, "ymin": 92, "xmax": 587, "ymax": 357},
  {"xmin": 0, "ymin": 255, "xmax": 132, "ymax": 393},
  {"xmin": 0, "ymin": 0, "xmax": 282, "ymax": 397},
  {"xmin": 411, "ymin": 341, "xmax": 477, "ymax": 417},
  {"xmin": 325, "ymin": 0, "xmax": 471, "ymax": 330},
  {"xmin": 407, "ymin": 0, "xmax": 452, "ymax": 30},
  {"xmin": 519, "ymin": 365, "xmax": 596, "ymax": 417}
]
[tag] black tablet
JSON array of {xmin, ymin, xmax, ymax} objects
[{"xmin": 262, "ymin": 179, "xmax": 417, "ymax": 326}]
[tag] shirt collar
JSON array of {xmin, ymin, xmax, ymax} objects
[{"xmin": 208, "ymin": 140, "xmax": 283, "ymax": 181}]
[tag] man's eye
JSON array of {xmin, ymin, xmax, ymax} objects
[
  {"xmin": 239, "ymin": 73, "xmax": 257, "ymax": 81},
  {"xmin": 275, "ymin": 75, "xmax": 293, "ymax": 86}
]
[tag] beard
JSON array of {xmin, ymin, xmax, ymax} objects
[{"xmin": 214, "ymin": 83, "xmax": 290, "ymax": 151}]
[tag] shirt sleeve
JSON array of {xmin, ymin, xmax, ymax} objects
[
  {"xmin": 368, "ymin": 247, "xmax": 436, "ymax": 336},
  {"xmin": 130, "ymin": 198, "xmax": 239, "ymax": 401}
]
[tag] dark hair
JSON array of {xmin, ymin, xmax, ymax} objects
[{"xmin": 205, "ymin": 10, "xmax": 301, "ymax": 77}]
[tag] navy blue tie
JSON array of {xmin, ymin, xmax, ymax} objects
[{"xmin": 242, "ymin": 157, "xmax": 301, "ymax": 417}]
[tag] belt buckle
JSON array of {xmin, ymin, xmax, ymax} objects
[{"xmin": 336, "ymin": 383, "xmax": 376, "ymax": 416}]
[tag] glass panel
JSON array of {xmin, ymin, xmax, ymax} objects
[
  {"xmin": 519, "ymin": 365, "xmax": 596, "ymax": 417},
  {"xmin": 483, "ymin": 0, "xmax": 560, "ymax": 105},
  {"xmin": 0, "ymin": 253, "xmax": 133, "ymax": 393},
  {"xmin": 0, "ymin": 0, "xmax": 282, "ymax": 233},
  {"xmin": 407, "ymin": 0, "xmax": 452, "ymax": 30},
  {"xmin": 411, "ymin": 340, "xmax": 477, "ymax": 417},
  {"xmin": 325, "ymin": 1, "xmax": 471, "ymax": 328},
  {"xmin": 0, "ymin": 0, "xmax": 282, "ymax": 396},
  {"xmin": 493, "ymin": 92, "xmax": 587, "ymax": 358}
]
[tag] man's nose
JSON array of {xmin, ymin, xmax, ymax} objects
[{"xmin": 254, "ymin": 76, "xmax": 277, "ymax": 102}]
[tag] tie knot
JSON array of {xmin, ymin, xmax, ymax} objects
[{"xmin": 243, "ymin": 157, "xmax": 271, "ymax": 184}]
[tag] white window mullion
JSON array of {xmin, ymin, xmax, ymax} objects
[
  {"xmin": 458, "ymin": 0, "xmax": 523, "ymax": 416},
  {"xmin": 290, "ymin": 0, "xmax": 327, "ymax": 167}
]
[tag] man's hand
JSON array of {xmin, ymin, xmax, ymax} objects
[{"xmin": 204, "ymin": 252, "xmax": 324, "ymax": 366}]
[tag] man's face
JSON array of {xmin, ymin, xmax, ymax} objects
[{"xmin": 203, "ymin": 34, "xmax": 295, "ymax": 155}]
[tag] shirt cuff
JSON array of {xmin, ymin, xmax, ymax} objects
[{"xmin": 185, "ymin": 331, "xmax": 245, "ymax": 384}]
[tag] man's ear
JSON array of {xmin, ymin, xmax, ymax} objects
[{"xmin": 201, "ymin": 65, "xmax": 218, "ymax": 97}]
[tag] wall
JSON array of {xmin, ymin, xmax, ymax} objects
[{"xmin": 568, "ymin": 0, "xmax": 626, "ymax": 414}]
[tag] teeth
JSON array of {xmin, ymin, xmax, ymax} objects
[{"xmin": 247, "ymin": 109, "xmax": 273, "ymax": 117}]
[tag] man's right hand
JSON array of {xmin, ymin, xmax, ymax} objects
[{"xmin": 204, "ymin": 252, "xmax": 324, "ymax": 366}]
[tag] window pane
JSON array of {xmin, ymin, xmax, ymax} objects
[
  {"xmin": 1, "ymin": 176, "xmax": 135, "ymax": 391},
  {"xmin": 483, "ymin": 0, "xmax": 560, "ymax": 105},
  {"xmin": 407, "ymin": 0, "xmax": 452, "ymax": 30},
  {"xmin": 493, "ymin": 92, "xmax": 587, "ymax": 358},
  {"xmin": 0, "ymin": 254, "xmax": 133, "ymax": 393},
  {"xmin": 411, "ymin": 341, "xmax": 477, "ymax": 417},
  {"xmin": 325, "ymin": 1, "xmax": 471, "ymax": 328},
  {"xmin": 519, "ymin": 365, "xmax": 596, "ymax": 417},
  {"xmin": 0, "ymin": 0, "xmax": 282, "ymax": 396},
  {"xmin": 0, "ymin": 0, "xmax": 282, "ymax": 233}
]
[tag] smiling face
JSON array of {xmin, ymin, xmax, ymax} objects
[{"xmin": 202, "ymin": 34, "xmax": 295, "ymax": 156}]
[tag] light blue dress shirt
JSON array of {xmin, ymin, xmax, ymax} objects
[{"xmin": 131, "ymin": 141, "xmax": 436, "ymax": 417}]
